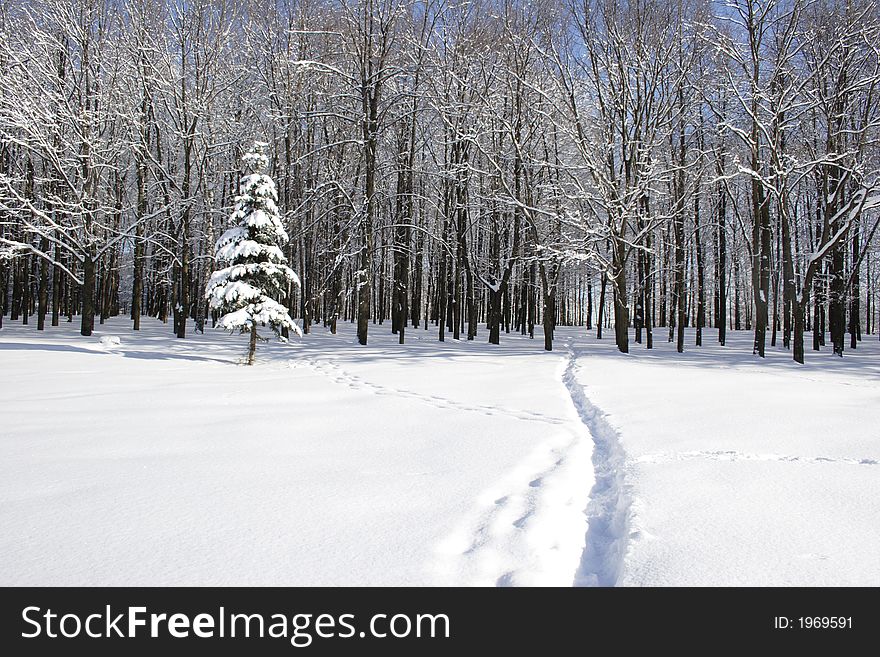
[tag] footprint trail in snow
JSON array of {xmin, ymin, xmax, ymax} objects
[
  {"xmin": 294, "ymin": 345, "xmax": 634, "ymax": 587},
  {"xmin": 294, "ymin": 357, "xmax": 567, "ymax": 425}
]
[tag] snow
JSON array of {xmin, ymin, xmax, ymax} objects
[
  {"xmin": 215, "ymin": 226, "xmax": 247, "ymax": 251},
  {"xmin": 569, "ymin": 329, "xmax": 880, "ymax": 586},
  {"xmin": 228, "ymin": 194, "xmax": 287, "ymax": 244},
  {"xmin": 219, "ymin": 300, "xmax": 301, "ymax": 334},
  {"xmin": 98, "ymin": 335, "xmax": 121, "ymax": 348},
  {"xmin": 207, "ymin": 262, "xmax": 299, "ymax": 291},
  {"xmin": 244, "ymin": 208, "xmax": 287, "ymax": 243},
  {"xmin": 215, "ymin": 239, "xmax": 285, "ymax": 263},
  {"xmin": 239, "ymin": 173, "xmax": 277, "ymax": 200},
  {"xmin": 241, "ymin": 146, "xmax": 270, "ymax": 175},
  {"xmin": 207, "ymin": 279, "xmax": 263, "ymax": 305},
  {"xmin": 0, "ymin": 319, "xmax": 878, "ymax": 586}
]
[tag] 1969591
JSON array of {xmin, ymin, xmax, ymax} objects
[{"xmin": 774, "ymin": 617, "xmax": 852, "ymax": 629}]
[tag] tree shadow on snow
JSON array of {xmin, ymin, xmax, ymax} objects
[
  {"xmin": 577, "ymin": 327, "xmax": 880, "ymax": 380},
  {"xmin": 0, "ymin": 342, "xmax": 105, "ymax": 356},
  {"xmin": 0, "ymin": 341, "xmax": 231, "ymax": 365}
]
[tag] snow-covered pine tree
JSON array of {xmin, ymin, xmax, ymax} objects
[{"xmin": 206, "ymin": 142, "xmax": 301, "ymax": 365}]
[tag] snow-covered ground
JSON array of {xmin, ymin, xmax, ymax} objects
[
  {"xmin": 572, "ymin": 328, "xmax": 880, "ymax": 586},
  {"xmin": 1, "ymin": 317, "xmax": 878, "ymax": 586}
]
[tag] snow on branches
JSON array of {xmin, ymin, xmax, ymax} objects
[{"xmin": 205, "ymin": 141, "xmax": 301, "ymax": 363}]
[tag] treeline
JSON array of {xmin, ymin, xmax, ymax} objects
[{"xmin": 1, "ymin": 0, "xmax": 879, "ymax": 362}]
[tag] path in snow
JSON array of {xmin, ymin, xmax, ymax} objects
[
  {"xmin": 429, "ymin": 422, "xmax": 595, "ymax": 586},
  {"xmin": 296, "ymin": 357, "xmax": 567, "ymax": 426},
  {"xmin": 428, "ymin": 339, "xmax": 637, "ymax": 587},
  {"xmin": 634, "ymin": 450, "xmax": 878, "ymax": 466},
  {"xmin": 420, "ymin": 355, "xmax": 598, "ymax": 586},
  {"xmin": 296, "ymin": 351, "xmax": 598, "ymax": 586},
  {"xmin": 563, "ymin": 341, "xmax": 633, "ymax": 587}
]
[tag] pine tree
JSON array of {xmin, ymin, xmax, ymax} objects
[{"xmin": 206, "ymin": 142, "xmax": 301, "ymax": 365}]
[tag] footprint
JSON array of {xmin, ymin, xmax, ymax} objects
[{"xmin": 306, "ymin": 357, "xmax": 568, "ymax": 425}]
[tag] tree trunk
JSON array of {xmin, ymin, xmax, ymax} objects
[
  {"xmin": 543, "ymin": 290, "xmax": 554, "ymax": 351},
  {"xmin": 357, "ymin": 62, "xmax": 381, "ymax": 345},
  {"xmin": 586, "ymin": 280, "xmax": 593, "ymax": 330},
  {"xmin": 634, "ymin": 236, "xmax": 644, "ymax": 344},
  {"xmin": 695, "ymin": 203, "xmax": 705, "ymax": 347},
  {"xmin": 715, "ymin": 176, "xmax": 727, "ymax": 347},
  {"xmin": 829, "ymin": 242, "xmax": 846, "ymax": 356},
  {"xmin": 411, "ymin": 230, "xmax": 423, "ymax": 330},
  {"xmin": 0, "ymin": 261, "xmax": 5, "ymax": 329},
  {"xmin": 438, "ymin": 245, "xmax": 448, "ymax": 343},
  {"xmin": 488, "ymin": 287, "xmax": 502, "ymax": 345},
  {"xmin": 643, "ymin": 197, "xmax": 654, "ymax": 350},
  {"xmin": 612, "ymin": 240, "xmax": 629, "ymax": 353},
  {"xmin": 51, "ymin": 243, "xmax": 61, "ymax": 327},
  {"xmin": 751, "ymin": 175, "xmax": 771, "ymax": 357},
  {"xmin": 37, "ymin": 237, "xmax": 48, "ymax": 330},
  {"xmin": 392, "ymin": 123, "xmax": 412, "ymax": 345},
  {"xmin": 132, "ymin": 160, "xmax": 146, "ymax": 331},
  {"xmin": 21, "ymin": 257, "xmax": 30, "ymax": 325},
  {"xmin": 247, "ymin": 326, "xmax": 258, "ymax": 365},
  {"xmin": 81, "ymin": 257, "xmax": 96, "ymax": 337},
  {"xmin": 793, "ymin": 295, "xmax": 807, "ymax": 364},
  {"xmin": 849, "ymin": 221, "xmax": 860, "ymax": 349},
  {"xmin": 771, "ymin": 226, "xmax": 780, "ymax": 348},
  {"xmin": 10, "ymin": 254, "xmax": 21, "ymax": 321},
  {"xmin": 357, "ymin": 241, "xmax": 371, "ymax": 346},
  {"xmin": 673, "ymin": 196, "xmax": 685, "ymax": 354},
  {"xmin": 781, "ymin": 211, "xmax": 794, "ymax": 350},
  {"xmin": 466, "ymin": 266, "xmax": 476, "ymax": 340}
]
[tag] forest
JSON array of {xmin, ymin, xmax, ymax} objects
[{"xmin": 1, "ymin": 0, "xmax": 879, "ymax": 364}]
